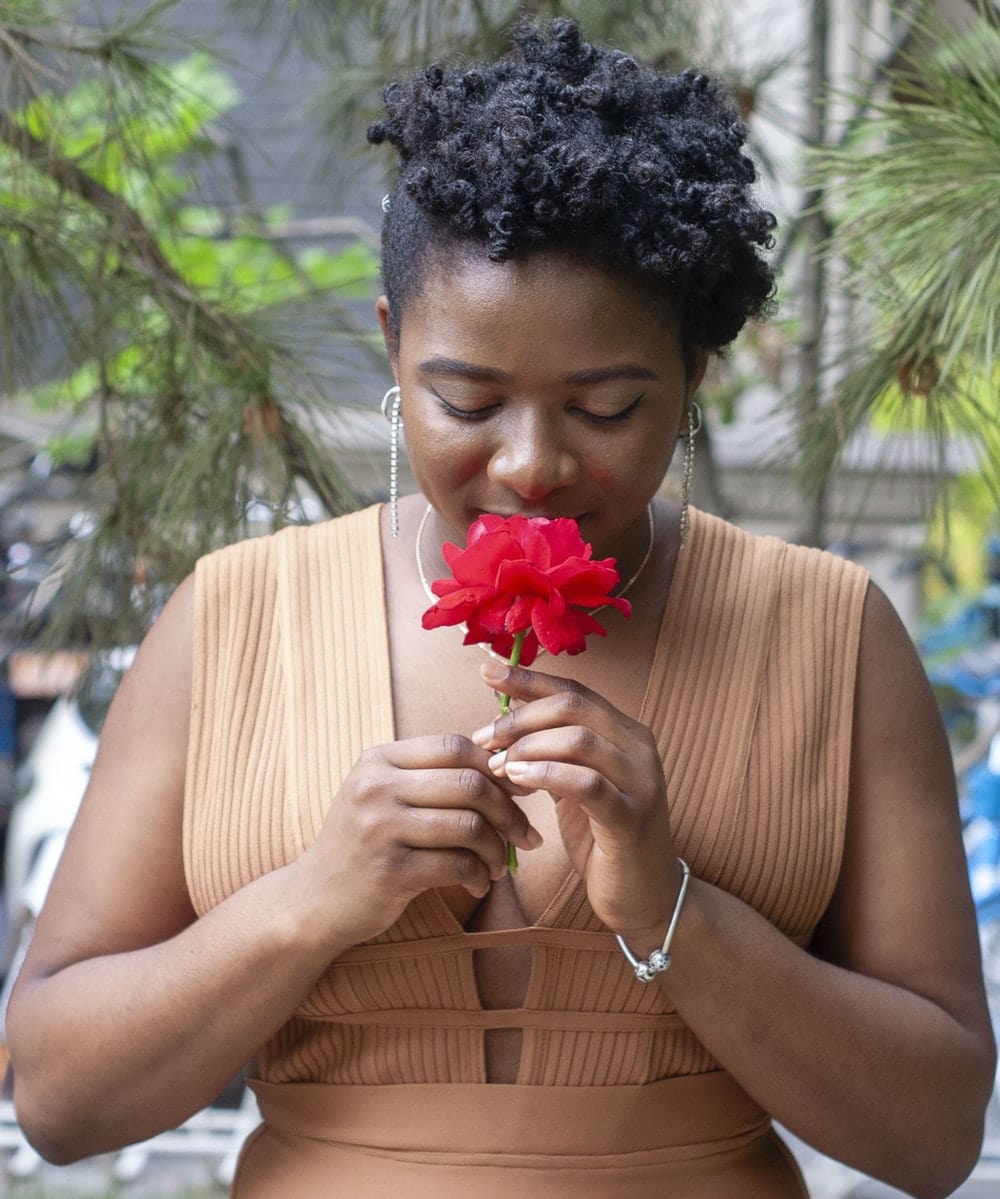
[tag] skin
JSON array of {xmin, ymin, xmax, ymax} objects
[{"xmin": 7, "ymin": 251, "xmax": 996, "ymax": 1198}]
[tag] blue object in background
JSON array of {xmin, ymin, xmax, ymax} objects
[
  {"xmin": 927, "ymin": 643, "xmax": 1000, "ymax": 699},
  {"xmin": 0, "ymin": 677, "xmax": 15, "ymax": 760},
  {"xmin": 965, "ymin": 762, "xmax": 1000, "ymax": 824}
]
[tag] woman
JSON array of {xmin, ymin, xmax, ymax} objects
[{"xmin": 7, "ymin": 18, "xmax": 995, "ymax": 1198}]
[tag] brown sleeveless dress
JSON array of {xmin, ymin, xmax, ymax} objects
[{"xmin": 184, "ymin": 505, "xmax": 869, "ymax": 1197}]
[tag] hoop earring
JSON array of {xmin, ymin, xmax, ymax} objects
[
  {"xmin": 679, "ymin": 400, "xmax": 701, "ymax": 550},
  {"xmin": 381, "ymin": 385, "xmax": 402, "ymax": 538}
]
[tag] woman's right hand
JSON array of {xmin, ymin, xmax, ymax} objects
[{"xmin": 294, "ymin": 734, "xmax": 542, "ymax": 946}]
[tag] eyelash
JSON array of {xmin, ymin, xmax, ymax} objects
[
  {"xmin": 581, "ymin": 395, "xmax": 644, "ymax": 424},
  {"xmin": 434, "ymin": 394, "xmax": 497, "ymax": 421},
  {"xmin": 433, "ymin": 393, "xmax": 644, "ymax": 424}
]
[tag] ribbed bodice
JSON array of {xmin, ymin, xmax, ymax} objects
[{"xmin": 184, "ymin": 505, "xmax": 868, "ymax": 1090}]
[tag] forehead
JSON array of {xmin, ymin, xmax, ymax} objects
[{"xmin": 399, "ymin": 251, "xmax": 682, "ymax": 371}]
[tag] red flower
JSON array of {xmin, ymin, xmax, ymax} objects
[{"xmin": 421, "ymin": 514, "xmax": 631, "ymax": 666}]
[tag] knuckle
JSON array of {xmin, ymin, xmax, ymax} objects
[
  {"xmin": 528, "ymin": 760, "xmax": 553, "ymax": 788},
  {"xmin": 492, "ymin": 714, "xmax": 515, "ymax": 739},
  {"xmin": 569, "ymin": 725, "xmax": 598, "ymax": 755},
  {"xmin": 354, "ymin": 808, "xmax": 381, "ymax": 843},
  {"xmin": 356, "ymin": 745, "xmax": 384, "ymax": 770},
  {"xmin": 557, "ymin": 687, "xmax": 587, "ymax": 719},
  {"xmin": 440, "ymin": 732, "xmax": 468, "ymax": 761},
  {"xmin": 457, "ymin": 809, "xmax": 487, "ymax": 842},
  {"xmin": 580, "ymin": 770, "xmax": 605, "ymax": 799},
  {"xmin": 349, "ymin": 762, "xmax": 392, "ymax": 805},
  {"xmin": 356, "ymin": 776, "xmax": 388, "ymax": 809},
  {"xmin": 456, "ymin": 767, "xmax": 486, "ymax": 802}
]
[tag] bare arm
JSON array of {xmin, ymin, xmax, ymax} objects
[
  {"xmin": 662, "ymin": 584, "xmax": 995, "ymax": 1196},
  {"xmin": 5, "ymin": 578, "xmax": 350, "ymax": 1160},
  {"xmin": 7, "ymin": 574, "xmax": 538, "ymax": 1163},
  {"xmin": 481, "ymin": 583, "xmax": 996, "ymax": 1199}
]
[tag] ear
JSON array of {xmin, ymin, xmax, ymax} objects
[
  {"xmin": 375, "ymin": 295, "xmax": 399, "ymax": 373},
  {"xmin": 685, "ymin": 348, "xmax": 709, "ymax": 399}
]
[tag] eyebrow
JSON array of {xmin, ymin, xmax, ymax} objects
[{"xmin": 418, "ymin": 357, "xmax": 660, "ymax": 385}]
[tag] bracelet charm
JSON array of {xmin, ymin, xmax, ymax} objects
[{"xmin": 615, "ymin": 858, "xmax": 691, "ymax": 983}]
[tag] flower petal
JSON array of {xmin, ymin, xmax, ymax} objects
[
  {"xmin": 532, "ymin": 603, "xmax": 609, "ymax": 655},
  {"xmin": 421, "ymin": 513, "xmax": 630, "ymax": 662},
  {"xmin": 538, "ymin": 517, "xmax": 591, "ymax": 563},
  {"xmin": 504, "ymin": 594, "xmax": 535, "ymax": 633},
  {"xmin": 495, "ymin": 559, "xmax": 551, "ymax": 597},
  {"xmin": 549, "ymin": 558, "xmax": 620, "ymax": 595}
]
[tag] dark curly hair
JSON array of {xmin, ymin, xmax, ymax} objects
[{"xmin": 368, "ymin": 17, "xmax": 776, "ymax": 355}]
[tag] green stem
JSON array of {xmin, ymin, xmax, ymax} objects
[
  {"xmin": 500, "ymin": 630, "xmax": 527, "ymax": 874},
  {"xmin": 498, "ymin": 630, "xmax": 526, "ymax": 715}
]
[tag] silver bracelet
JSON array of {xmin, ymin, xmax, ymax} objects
[{"xmin": 615, "ymin": 858, "xmax": 691, "ymax": 983}]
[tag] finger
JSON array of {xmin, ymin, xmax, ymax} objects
[
  {"xmin": 400, "ymin": 807, "xmax": 508, "ymax": 881},
  {"xmin": 379, "ymin": 732, "xmax": 503, "ymax": 771},
  {"xmin": 399, "ymin": 847, "xmax": 493, "ymax": 900},
  {"xmin": 368, "ymin": 734, "xmax": 541, "ymax": 840},
  {"xmin": 500, "ymin": 759, "xmax": 628, "ymax": 827},
  {"xmin": 479, "ymin": 660, "xmax": 583, "ymax": 704},
  {"xmin": 473, "ymin": 667, "xmax": 634, "ymax": 753},
  {"xmin": 486, "ymin": 727, "xmax": 623, "ymax": 781},
  {"xmin": 381, "ymin": 735, "xmax": 543, "ymax": 797},
  {"xmin": 394, "ymin": 766, "xmax": 542, "ymax": 852}
]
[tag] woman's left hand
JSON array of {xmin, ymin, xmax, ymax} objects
[{"xmin": 474, "ymin": 659, "xmax": 681, "ymax": 943}]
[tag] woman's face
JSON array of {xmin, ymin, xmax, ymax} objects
[{"xmin": 378, "ymin": 251, "xmax": 705, "ymax": 564}]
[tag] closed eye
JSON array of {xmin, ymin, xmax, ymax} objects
[
  {"xmin": 577, "ymin": 395, "xmax": 644, "ymax": 424},
  {"xmin": 432, "ymin": 391, "xmax": 499, "ymax": 420},
  {"xmin": 432, "ymin": 391, "xmax": 644, "ymax": 423}
]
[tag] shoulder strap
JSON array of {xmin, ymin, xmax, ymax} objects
[
  {"xmin": 639, "ymin": 510, "xmax": 787, "ymax": 881},
  {"xmin": 274, "ymin": 504, "xmax": 394, "ymax": 856},
  {"xmin": 185, "ymin": 532, "xmax": 288, "ymax": 912}
]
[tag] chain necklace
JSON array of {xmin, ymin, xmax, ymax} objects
[{"xmin": 415, "ymin": 504, "xmax": 656, "ymax": 664}]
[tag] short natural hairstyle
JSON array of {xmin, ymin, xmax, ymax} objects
[{"xmin": 368, "ymin": 17, "xmax": 776, "ymax": 355}]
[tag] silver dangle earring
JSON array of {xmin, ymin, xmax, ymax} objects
[
  {"xmin": 381, "ymin": 385, "xmax": 402, "ymax": 538},
  {"xmin": 679, "ymin": 400, "xmax": 701, "ymax": 550}
]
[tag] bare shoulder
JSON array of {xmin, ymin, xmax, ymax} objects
[
  {"xmin": 18, "ymin": 575, "xmax": 198, "ymax": 981},
  {"xmin": 854, "ymin": 581, "xmax": 941, "ymax": 717},
  {"xmin": 814, "ymin": 581, "xmax": 992, "ymax": 1037}
]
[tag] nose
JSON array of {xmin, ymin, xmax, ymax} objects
[{"xmin": 486, "ymin": 411, "xmax": 579, "ymax": 501}]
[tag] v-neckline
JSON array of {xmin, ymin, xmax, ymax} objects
[{"xmin": 375, "ymin": 503, "xmax": 700, "ymax": 937}]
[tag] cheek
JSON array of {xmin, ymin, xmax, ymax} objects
[
  {"xmin": 585, "ymin": 436, "xmax": 673, "ymax": 491},
  {"xmin": 407, "ymin": 422, "xmax": 490, "ymax": 487}
]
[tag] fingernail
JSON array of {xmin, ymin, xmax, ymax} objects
[
  {"xmin": 471, "ymin": 724, "xmax": 494, "ymax": 746},
  {"xmin": 504, "ymin": 759, "xmax": 531, "ymax": 781},
  {"xmin": 525, "ymin": 825, "xmax": 544, "ymax": 849},
  {"xmin": 488, "ymin": 750, "xmax": 507, "ymax": 775},
  {"xmin": 481, "ymin": 660, "xmax": 509, "ymax": 682}
]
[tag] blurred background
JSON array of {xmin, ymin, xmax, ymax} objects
[{"xmin": 0, "ymin": 0, "xmax": 998, "ymax": 1194}]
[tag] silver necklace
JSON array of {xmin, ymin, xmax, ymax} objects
[{"xmin": 415, "ymin": 503, "xmax": 656, "ymax": 663}]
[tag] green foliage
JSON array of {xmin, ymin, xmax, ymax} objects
[
  {"xmin": 0, "ymin": 1, "xmax": 379, "ymax": 649},
  {"xmin": 806, "ymin": 10, "xmax": 1000, "ymax": 511},
  {"xmin": 927, "ymin": 473, "xmax": 999, "ymax": 598}
]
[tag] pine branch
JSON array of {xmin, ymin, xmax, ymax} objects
[
  {"xmin": 0, "ymin": 109, "xmax": 250, "ymax": 363},
  {"xmin": 0, "ymin": 108, "xmax": 355, "ymax": 514}
]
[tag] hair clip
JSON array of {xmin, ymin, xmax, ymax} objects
[{"xmin": 381, "ymin": 194, "xmax": 391, "ymax": 213}]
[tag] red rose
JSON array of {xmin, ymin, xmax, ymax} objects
[{"xmin": 421, "ymin": 514, "xmax": 631, "ymax": 667}]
